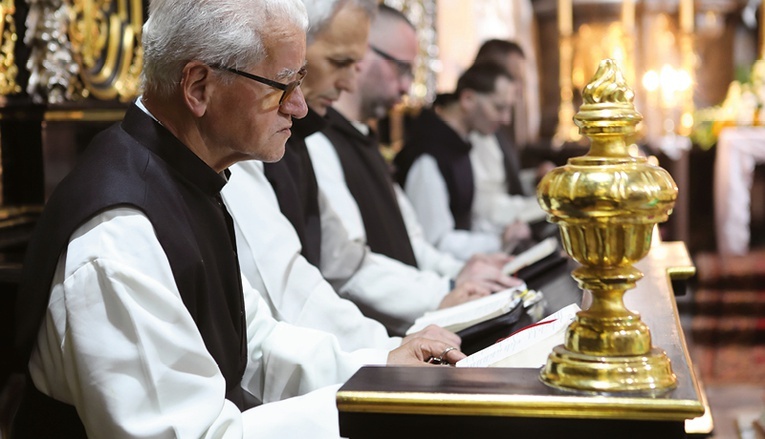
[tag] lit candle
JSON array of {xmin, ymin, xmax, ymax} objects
[
  {"xmin": 558, "ymin": 0, "xmax": 572, "ymax": 36},
  {"xmin": 680, "ymin": 0, "xmax": 693, "ymax": 34}
]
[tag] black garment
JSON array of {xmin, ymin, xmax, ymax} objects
[
  {"xmin": 12, "ymin": 104, "xmax": 248, "ymax": 438},
  {"xmin": 322, "ymin": 108, "xmax": 418, "ymax": 267},
  {"xmin": 263, "ymin": 108, "xmax": 326, "ymax": 267},
  {"xmin": 495, "ymin": 130, "xmax": 526, "ymax": 196},
  {"xmin": 394, "ymin": 108, "xmax": 474, "ymax": 230}
]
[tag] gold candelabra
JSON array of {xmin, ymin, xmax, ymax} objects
[{"xmin": 537, "ymin": 59, "xmax": 678, "ymax": 393}]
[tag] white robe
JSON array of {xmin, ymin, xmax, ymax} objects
[
  {"xmin": 222, "ymin": 160, "xmax": 400, "ymax": 351},
  {"xmin": 305, "ymin": 127, "xmax": 464, "ymax": 278},
  {"xmin": 225, "ymin": 160, "xmax": 449, "ymax": 336},
  {"xmin": 468, "ymin": 132, "xmax": 544, "ymax": 235},
  {"xmin": 29, "ymin": 207, "xmax": 387, "ymax": 439},
  {"xmin": 403, "ymin": 154, "xmax": 504, "ymax": 260},
  {"xmin": 305, "ymin": 128, "xmax": 464, "ymax": 278}
]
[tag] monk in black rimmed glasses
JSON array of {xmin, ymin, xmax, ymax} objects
[
  {"xmin": 369, "ymin": 45, "xmax": 413, "ymax": 80},
  {"xmin": 211, "ymin": 64, "xmax": 308, "ymax": 105}
]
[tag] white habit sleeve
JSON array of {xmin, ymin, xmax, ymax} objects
[
  {"xmin": 28, "ymin": 208, "xmax": 385, "ymax": 439},
  {"xmin": 306, "ymin": 131, "xmax": 464, "ymax": 280},
  {"xmin": 469, "ymin": 132, "xmax": 544, "ymax": 233},
  {"xmin": 299, "ymin": 134, "xmax": 451, "ymax": 335},
  {"xmin": 223, "ymin": 160, "xmax": 400, "ymax": 352},
  {"xmin": 404, "ymin": 155, "xmax": 503, "ymax": 260}
]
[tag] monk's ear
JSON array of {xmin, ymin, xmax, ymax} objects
[
  {"xmin": 180, "ymin": 61, "xmax": 217, "ymax": 117},
  {"xmin": 460, "ymin": 89, "xmax": 477, "ymax": 111}
]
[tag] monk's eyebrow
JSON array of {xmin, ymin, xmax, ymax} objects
[
  {"xmin": 329, "ymin": 57, "xmax": 361, "ymax": 67},
  {"xmin": 275, "ymin": 61, "xmax": 308, "ymax": 81}
]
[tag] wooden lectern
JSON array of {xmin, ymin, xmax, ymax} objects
[{"xmin": 336, "ymin": 242, "xmax": 704, "ymax": 439}]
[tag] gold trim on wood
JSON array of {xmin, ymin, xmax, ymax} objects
[
  {"xmin": 0, "ymin": 205, "xmax": 43, "ymax": 229},
  {"xmin": 0, "ymin": 108, "xmax": 125, "ymax": 121},
  {"xmin": 43, "ymin": 108, "xmax": 126, "ymax": 122},
  {"xmin": 337, "ymin": 389, "xmax": 704, "ymax": 421},
  {"xmin": 0, "ymin": 204, "xmax": 43, "ymax": 218}
]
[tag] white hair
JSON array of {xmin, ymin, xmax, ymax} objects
[
  {"xmin": 142, "ymin": 0, "xmax": 308, "ymax": 97},
  {"xmin": 302, "ymin": 0, "xmax": 376, "ymax": 43}
]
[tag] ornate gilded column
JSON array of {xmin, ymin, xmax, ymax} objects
[
  {"xmin": 0, "ymin": 0, "xmax": 20, "ymax": 97},
  {"xmin": 552, "ymin": 0, "xmax": 579, "ymax": 147},
  {"xmin": 678, "ymin": 0, "xmax": 695, "ymax": 136},
  {"xmin": 538, "ymin": 59, "xmax": 679, "ymax": 393},
  {"xmin": 621, "ymin": 0, "xmax": 635, "ymax": 88}
]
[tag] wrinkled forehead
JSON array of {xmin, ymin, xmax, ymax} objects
[
  {"xmin": 308, "ymin": 4, "xmax": 370, "ymax": 56},
  {"xmin": 261, "ymin": 21, "xmax": 307, "ymax": 71}
]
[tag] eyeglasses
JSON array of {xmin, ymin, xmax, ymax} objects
[
  {"xmin": 211, "ymin": 64, "xmax": 307, "ymax": 104},
  {"xmin": 369, "ymin": 46, "xmax": 413, "ymax": 79}
]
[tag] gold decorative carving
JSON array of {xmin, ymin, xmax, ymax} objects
[
  {"xmin": 553, "ymin": 0, "xmax": 579, "ymax": 147},
  {"xmin": 68, "ymin": 0, "xmax": 108, "ymax": 72},
  {"xmin": 25, "ymin": 0, "xmax": 142, "ymax": 103},
  {"xmin": 538, "ymin": 59, "xmax": 678, "ymax": 393},
  {"xmin": 67, "ymin": 0, "xmax": 143, "ymax": 100},
  {"xmin": 0, "ymin": 0, "xmax": 20, "ymax": 95}
]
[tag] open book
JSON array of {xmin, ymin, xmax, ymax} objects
[
  {"xmin": 503, "ymin": 236, "xmax": 560, "ymax": 276},
  {"xmin": 405, "ymin": 285, "xmax": 528, "ymax": 335},
  {"xmin": 456, "ymin": 303, "xmax": 580, "ymax": 368}
]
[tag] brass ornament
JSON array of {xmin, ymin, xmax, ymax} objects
[{"xmin": 537, "ymin": 59, "xmax": 678, "ymax": 393}]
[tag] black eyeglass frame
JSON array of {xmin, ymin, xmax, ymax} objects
[
  {"xmin": 369, "ymin": 46, "xmax": 413, "ymax": 78},
  {"xmin": 211, "ymin": 64, "xmax": 307, "ymax": 104}
]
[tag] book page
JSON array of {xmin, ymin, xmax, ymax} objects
[
  {"xmin": 503, "ymin": 237, "xmax": 559, "ymax": 276},
  {"xmin": 405, "ymin": 285, "xmax": 527, "ymax": 335},
  {"xmin": 456, "ymin": 303, "xmax": 580, "ymax": 368}
]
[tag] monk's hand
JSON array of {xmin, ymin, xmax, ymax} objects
[
  {"xmin": 387, "ymin": 337, "xmax": 465, "ymax": 366},
  {"xmin": 438, "ymin": 281, "xmax": 490, "ymax": 309},
  {"xmin": 455, "ymin": 254, "xmax": 523, "ymax": 292},
  {"xmin": 401, "ymin": 324, "xmax": 460, "ymax": 348}
]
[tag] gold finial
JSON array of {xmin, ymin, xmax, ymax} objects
[
  {"xmin": 574, "ymin": 59, "xmax": 643, "ymax": 143},
  {"xmin": 582, "ymin": 59, "xmax": 635, "ymax": 105},
  {"xmin": 537, "ymin": 59, "xmax": 678, "ymax": 393}
]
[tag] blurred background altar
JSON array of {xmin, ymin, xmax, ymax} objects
[
  {"xmin": 0, "ymin": 0, "xmax": 765, "ymax": 437},
  {"xmin": 387, "ymin": 0, "xmax": 763, "ymax": 253}
]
